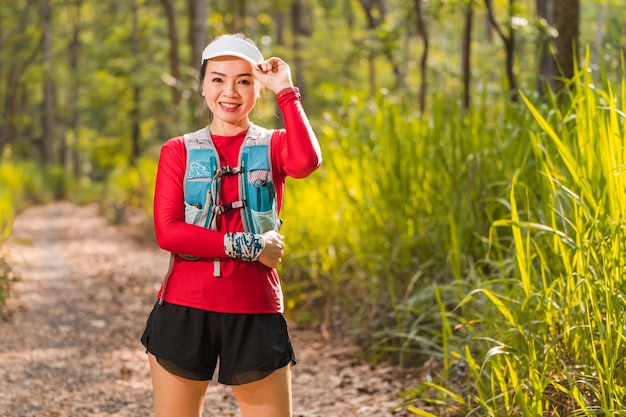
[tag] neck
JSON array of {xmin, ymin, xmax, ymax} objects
[{"xmin": 209, "ymin": 119, "xmax": 250, "ymax": 136}]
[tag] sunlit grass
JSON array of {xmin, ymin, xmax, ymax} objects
[
  {"xmin": 401, "ymin": 58, "xmax": 626, "ymax": 415},
  {"xmin": 281, "ymin": 89, "xmax": 530, "ymax": 359}
]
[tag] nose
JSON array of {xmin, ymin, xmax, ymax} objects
[{"xmin": 222, "ymin": 81, "xmax": 239, "ymax": 97}]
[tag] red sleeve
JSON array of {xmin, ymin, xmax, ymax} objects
[
  {"xmin": 153, "ymin": 137, "xmax": 227, "ymax": 258},
  {"xmin": 275, "ymin": 88, "xmax": 323, "ymax": 179}
]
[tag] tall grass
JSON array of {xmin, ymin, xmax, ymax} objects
[
  {"xmin": 281, "ymin": 90, "xmax": 531, "ymax": 359},
  {"xmin": 402, "ymin": 61, "xmax": 626, "ymax": 415}
]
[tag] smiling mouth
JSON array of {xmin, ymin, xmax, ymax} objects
[{"xmin": 220, "ymin": 102, "xmax": 240, "ymax": 110}]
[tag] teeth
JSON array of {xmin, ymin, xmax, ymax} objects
[{"xmin": 221, "ymin": 103, "xmax": 239, "ymax": 108}]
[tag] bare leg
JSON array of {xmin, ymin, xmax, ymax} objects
[
  {"xmin": 231, "ymin": 365, "xmax": 293, "ymax": 417},
  {"xmin": 148, "ymin": 353, "xmax": 210, "ymax": 417}
]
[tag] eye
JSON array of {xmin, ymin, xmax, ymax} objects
[
  {"xmin": 238, "ymin": 79, "xmax": 252, "ymax": 85},
  {"xmin": 211, "ymin": 77, "xmax": 223, "ymax": 83}
]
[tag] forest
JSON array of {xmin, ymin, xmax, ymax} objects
[{"xmin": 2, "ymin": 0, "xmax": 626, "ymax": 415}]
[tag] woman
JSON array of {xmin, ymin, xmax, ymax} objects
[{"xmin": 141, "ymin": 33, "xmax": 322, "ymax": 417}]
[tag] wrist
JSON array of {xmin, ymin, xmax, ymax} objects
[
  {"xmin": 224, "ymin": 233, "xmax": 265, "ymax": 262},
  {"xmin": 276, "ymin": 86, "xmax": 300, "ymax": 100}
]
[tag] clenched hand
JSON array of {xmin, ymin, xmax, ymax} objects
[{"xmin": 258, "ymin": 230, "xmax": 285, "ymax": 268}]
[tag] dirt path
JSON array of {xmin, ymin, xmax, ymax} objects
[{"xmin": 0, "ymin": 202, "xmax": 420, "ymax": 417}]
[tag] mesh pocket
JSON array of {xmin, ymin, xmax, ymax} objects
[
  {"xmin": 248, "ymin": 169, "xmax": 270, "ymax": 186},
  {"xmin": 250, "ymin": 209, "xmax": 279, "ymax": 233},
  {"xmin": 184, "ymin": 203, "xmax": 205, "ymax": 226}
]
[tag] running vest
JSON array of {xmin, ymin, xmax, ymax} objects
[{"xmin": 183, "ymin": 123, "xmax": 279, "ymax": 235}]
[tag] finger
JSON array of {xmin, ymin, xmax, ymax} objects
[{"xmin": 257, "ymin": 59, "xmax": 274, "ymax": 73}]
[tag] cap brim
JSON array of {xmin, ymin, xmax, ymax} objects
[{"xmin": 202, "ymin": 51, "xmax": 260, "ymax": 68}]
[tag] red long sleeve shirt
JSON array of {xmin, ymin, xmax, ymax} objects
[{"xmin": 153, "ymin": 90, "xmax": 322, "ymax": 313}]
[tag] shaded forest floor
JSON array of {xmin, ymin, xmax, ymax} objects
[{"xmin": 0, "ymin": 201, "xmax": 425, "ymax": 416}]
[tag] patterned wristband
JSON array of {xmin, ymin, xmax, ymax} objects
[{"xmin": 224, "ymin": 233, "xmax": 265, "ymax": 262}]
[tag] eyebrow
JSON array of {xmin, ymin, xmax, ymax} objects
[{"xmin": 209, "ymin": 71, "xmax": 253, "ymax": 77}]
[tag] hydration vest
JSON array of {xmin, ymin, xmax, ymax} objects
[
  {"xmin": 158, "ymin": 124, "xmax": 278, "ymax": 301},
  {"xmin": 183, "ymin": 123, "xmax": 279, "ymax": 235}
]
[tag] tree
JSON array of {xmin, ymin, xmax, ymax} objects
[
  {"xmin": 291, "ymin": 0, "xmax": 312, "ymax": 96},
  {"xmin": 66, "ymin": 0, "xmax": 82, "ymax": 177},
  {"xmin": 188, "ymin": 0, "xmax": 207, "ymax": 70},
  {"xmin": 188, "ymin": 0, "xmax": 207, "ymax": 121},
  {"xmin": 554, "ymin": 0, "xmax": 580, "ymax": 92},
  {"xmin": 461, "ymin": 0, "xmax": 473, "ymax": 111},
  {"xmin": 413, "ymin": 0, "xmax": 429, "ymax": 112},
  {"xmin": 0, "ymin": 3, "xmax": 39, "ymax": 159},
  {"xmin": 130, "ymin": 0, "xmax": 141, "ymax": 162},
  {"xmin": 484, "ymin": 0, "xmax": 518, "ymax": 101},
  {"xmin": 535, "ymin": 0, "xmax": 556, "ymax": 97},
  {"xmin": 160, "ymin": 0, "xmax": 182, "ymax": 106},
  {"xmin": 42, "ymin": 0, "xmax": 55, "ymax": 165},
  {"xmin": 232, "ymin": 0, "xmax": 247, "ymax": 33},
  {"xmin": 358, "ymin": 0, "xmax": 388, "ymax": 98}
]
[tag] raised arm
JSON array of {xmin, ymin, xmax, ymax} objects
[
  {"xmin": 276, "ymin": 88, "xmax": 322, "ymax": 178},
  {"xmin": 254, "ymin": 57, "xmax": 322, "ymax": 179}
]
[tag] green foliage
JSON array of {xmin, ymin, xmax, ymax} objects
[
  {"xmin": 101, "ymin": 157, "xmax": 157, "ymax": 224},
  {"xmin": 280, "ymin": 87, "xmax": 530, "ymax": 361},
  {"xmin": 0, "ymin": 251, "xmax": 16, "ymax": 318},
  {"xmin": 403, "ymin": 59, "xmax": 626, "ymax": 416},
  {"xmin": 0, "ymin": 159, "xmax": 51, "ymax": 315},
  {"xmin": 2, "ymin": 1, "xmax": 626, "ymax": 413}
]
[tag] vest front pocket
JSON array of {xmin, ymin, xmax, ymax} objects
[
  {"xmin": 184, "ymin": 202, "xmax": 205, "ymax": 226},
  {"xmin": 247, "ymin": 169, "xmax": 272, "ymax": 211},
  {"xmin": 250, "ymin": 208, "xmax": 279, "ymax": 233}
]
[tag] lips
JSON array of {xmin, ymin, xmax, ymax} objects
[{"xmin": 219, "ymin": 102, "xmax": 241, "ymax": 112}]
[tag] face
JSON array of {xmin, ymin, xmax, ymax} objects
[{"xmin": 201, "ymin": 56, "xmax": 260, "ymax": 129}]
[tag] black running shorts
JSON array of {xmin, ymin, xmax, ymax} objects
[{"xmin": 140, "ymin": 302, "xmax": 296, "ymax": 385}]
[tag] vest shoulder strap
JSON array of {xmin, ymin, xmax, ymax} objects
[
  {"xmin": 183, "ymin": 126, "xmax": 211, "ymax": 149},
  {"xmin": 243, "ymin": 123, "xmax": 273, "ymax": 147}
]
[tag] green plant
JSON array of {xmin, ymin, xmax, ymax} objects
[{"xmin": 405, "ymin": 54, "xmax": 626, "ymax": 416}]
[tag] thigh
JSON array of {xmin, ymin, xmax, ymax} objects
[
  {"xmin": 231, "ymin": 364, "xmax": 292, "ymax": 417},
  {"xmin": 148, "ymin": 353, "xmax": 210, "ymax": 417}
]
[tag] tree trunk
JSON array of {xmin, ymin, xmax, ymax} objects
[
  {"xmin": 0, "ymin": 4, "xmax": 38, "ymax": 159},
  {"xmin": 160, "ymin": 0, "xmax": 182, "ymax": 106},
  {"xmin": 232, "ymin": 0, "xmax": 247, "ymax": 33},
  {"xmin": 42, "ymin": 0, "xmax": 55, "ymax": 165},
  {"xmin": 130, "ymin": 0, "xmax": 141, "ymax": 162},
  {"xmin": 536, "ymin": 0, "xmax": 555, "ymax": 97},
  {"xmin": 461, "ymin": 1, "xmax": 473, "ymax": 111},
  {"xmin": 344, "ymin": 0, "xmax": 354, "ymax": 30},
  {"xmin": 291, "ymin": 0, "xmax": 310, "ymax": 97},
  {"xmin": 484, "ymin": 0, "xmax": 517, "ymax": 101},
  {"xmin": 274, "ymin": 7, "xmax": 288, "ymax": 127},
  {"xmin": 413, "ymin": 0, "xmax": 429, "ymax": 113},
  {"xmin": 188, "ymin": 0, "xmax": 207, "ymax": 121},
  {"xmin": 358, "ymin": 0, "xmax": 387, "ymax": 98},
  {"xmin": 188, "ymin": 0, "xmax": 208, "ymax": 70},
  {"xmin": 554, "ymin": 0, "xmax": 580, "ymax": 92},
  {"xmin": 67, "ymin": 0, "xmax": 82, "ymax": 178}
]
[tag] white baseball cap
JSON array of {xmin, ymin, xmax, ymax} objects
[{"xmin": 201, "ymin": 35, "xmax": 264, "ymax": 67}]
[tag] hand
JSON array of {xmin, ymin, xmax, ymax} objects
[
  {"xmin": 257, "ymin": 230, "xmax": 285, "ymax": 269},
  {"xmin": 254, "ymin": 57, "xmax": 294, "ymax": 94}
]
